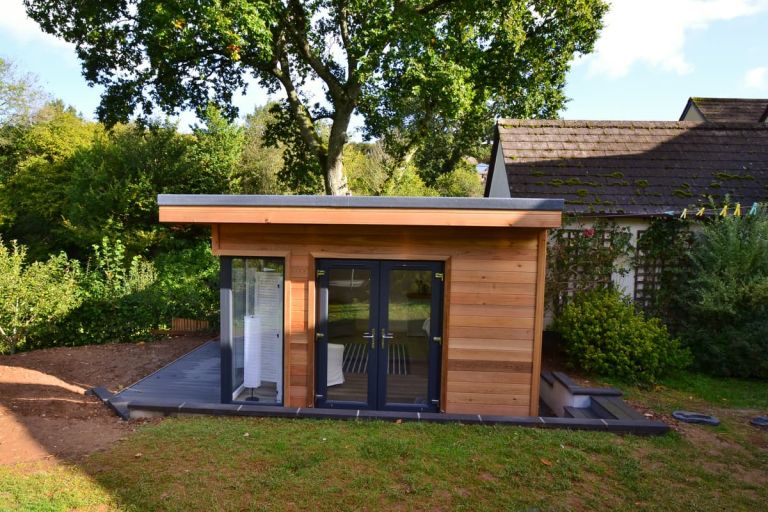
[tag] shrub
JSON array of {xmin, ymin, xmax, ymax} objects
[
  {"xmin": 153, "ymin": 242, "xmax": 219, "ymax": 324},
  {"xmin": 677, "ymin": 211, "xmax": 768, "ymax": 378},
  {"xmin": 553, "ymin": 288, "xmax": 690, "ymax": 384},
  {"xmin": 0, "ymin": 238, "xmax": 80, "ymax": 353}
]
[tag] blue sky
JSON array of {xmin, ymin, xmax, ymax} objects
[{"xmin": 2, "ymin": 0, "xmax": 767, "ymax": 128}]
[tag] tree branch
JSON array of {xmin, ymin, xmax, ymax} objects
[
  {"xmin": 335, "ymin": 1, "xmax": 357, "ymax": 77},
  {"xmin": 415, "ymin": 0, "xmax": 455, "ymax": 14},
  {"xmin": 285, "ymin": 0, "xmax": 346, "ymax": 101},
  {"xmin": 270, "ymin": 38, "xmax": 327, "ymax": 167}
]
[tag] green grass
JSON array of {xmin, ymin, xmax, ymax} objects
[
  {"xmin": 2, "ymin": 375, "xmax": 767, "ymax": 511},
  {"xmin": 600, "ymin": 371, "xmax": 768, "ymax": 411}
]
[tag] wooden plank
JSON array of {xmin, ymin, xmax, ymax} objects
[
  {"xmin": 160, "ymin": 206, "xmax": 562, "ymax": 228},
  {"xmin": 448, "ymin": 338, "xmax": 532, "ymax": 351},
  {"xmin": 447, "ymin": 359, "xmax": 532, "ymax": 373},
  {"xmin": 450, "ymin": 293, "xmax": 535, "ymax": 306},
  {"xmin": 447, "ymin": 370, "xmax": 532, "ymax": 385},
  {"xmin": 447, "ymin": 382, "xmax": 530, "ymax": 395},
  {"xmin": 450, "ymin": 259, "xmax": 538, "ymax": 272},
  {"xmin": 449, "ymin": 304, "xmax": 534, "ymax": 317},
  {"xmin": 447, "ymin": 348, "xmax": 533, "ymax": 362},
  {"xmin": 289, "ymin": 386, "xmax": 307, "ymax": 404},
  {"xmin": 451, "ymin": 270, "xmax": 537, "ymax": 284},
  {"xmin": 450, "ymin": 282, "xmax": 536, "ymax": 295},
  {"xmin": 530, "ymin": 230, "xmax": 547, "ymax": 416},
  {"xmin": 449, "ymin": 315, "xmax": 534, "ymax": 329},
  {"xmin": 448, "ymin": 326, "xmax": 533, "ymax": 340},
  {"xmin": 447, "ymin": 393, "xmax": 530, "ymax": 406},
  {"xmin": 445, "ymin": 403, "xmax": 530, "ymax": 416}
]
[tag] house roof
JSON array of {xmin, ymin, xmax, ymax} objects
[
  {"xmin": 157, "ymin": 194, "xmax": 563, "ymax": 228},
  {"xmin": 487, "ymin": 119, "xmax": 768, "ymax": 216},
  {"xmin": 680, "ymin": 97, "xmax": 768, "ymax": 123}
]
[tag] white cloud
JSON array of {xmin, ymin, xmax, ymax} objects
[
  {"xmin": 744, "ymin": 66, "xmax": 768, "ymax": 89},
  {"xmin": 585, "ymin": 0, "xmax": 768, "ymax": 78},
  {"xmin": 0, "ymin": 0, "xmax": 75, "ymax": 51}
]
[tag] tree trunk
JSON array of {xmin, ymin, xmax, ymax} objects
[{"xmin": 324, "ymin": 102, "xmax": 355, "ymax": 196}]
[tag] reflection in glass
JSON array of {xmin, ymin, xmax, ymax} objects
[
  {"xmin": 326, "ymin": 268, "xmax": 371, "ymax": 403},
  {"xmin": 231, "ymin": 258, "xmax": 284, "ymax": 404},
  {"xmin": 385, "ymin": 270, "xmax": 431, "ymax": 406}
]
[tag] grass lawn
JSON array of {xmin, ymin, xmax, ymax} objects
[{"xmin": 1, "ymin": 374, "xmax": 766, "ymax": 512}]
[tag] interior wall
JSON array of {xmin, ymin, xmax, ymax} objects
[{"xmin": 214, "ymin": 223, "xmax": 544, "ymax": 416}]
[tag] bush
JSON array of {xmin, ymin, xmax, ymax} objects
[
  {"xmin": 553, "ymin": 288, "xmax": 690, "ymax": 384},
  {"xmin": 677, "ymin": 211, "xmax": 768, "ymax": 378},
  {"xmin": 153, "ymin": 242, "xmax": 219, "ymax": 324},
  {"xmin": 26, "ymin": 238, "xmax": 219, "ymax": 349},
  {"xmin": 0, "ymin": 238, "xmax": 80, "ymax": 353}
]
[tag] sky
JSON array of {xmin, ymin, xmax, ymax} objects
[{"xmin": 1, "ymin": 0, "xmax": 768, "ymax": 129}]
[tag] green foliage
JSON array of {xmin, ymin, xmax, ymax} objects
[
  {"xmin": 676, "ymin": 211, "xmax": 768, "ymax": 378},
  {"xmin": 25, "ymin": 0, "xmax": 607, "ymax": 193},
  {"xmin": 52, "ymin": 237, "xmax": 162, "ymax": 346},
  {"xmin": 0, "ymin": 101, "xmax": 101, "ymax": 258},
  {"xmin": 29, "ymin": 238, "xmax": 219, "ymax": 349},
  {"xmin": 153, "ymin": 242, "xmax": 219, "ymax": 323},
  {"xmin": 554, "ymin": 288, "xmax": 690, "ymax": 384},
  {"xmin": 231, "ymin": 104, "xmax": 286, "ymax": 194},
  {"xmin": 546, "ymin": 219, "xmax": 633, "ymax": 317},
  {"xmin": 433, "ymin": 162, "xmax": 484, "ymax": 197},
  {"xmin": 0, "ymin": 57, "xmax": 47, "ymax": 128},
  {"xmin": 634, "ymin": 218, "xmax": 692, "ymax": 326},
  {"xmin": 0, "ymin": 238, "xmax": 80, "ymax": 353}
]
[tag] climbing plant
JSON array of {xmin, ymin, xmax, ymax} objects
[{"xmin": 546, "ymin": 218, "xmax": 633, "ymax": 317}]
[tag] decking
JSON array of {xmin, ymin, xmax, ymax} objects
[
  {"xmin": 108, "ymin": 340, "xmax": 221, "ymax": 418},
  {"xmin": 97, "ymin": 340, "xmax": 669, "ymax": 434}
]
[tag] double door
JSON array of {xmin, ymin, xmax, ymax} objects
[{"xmin": 315, "ymin": 260, "xmax": 444, "ymax": 411}]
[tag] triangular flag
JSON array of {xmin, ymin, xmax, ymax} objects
[
  {"xmin": 696, "ymin": 207, "xmax": 706, "ymax": 217},
  {"xmin": 749, "ymin": 202, "xmax": 759, "ymax": 215},
  {"xmin": 734, "ymin": 203, "xmax": 741, "ymax": 217},
  {"xmin": 680, "ymin": 208, "xmax": 688, "ymax": 219},
  {"xmin": 720, "ymin": 204, "xmax": 728, "ymax": 217}
]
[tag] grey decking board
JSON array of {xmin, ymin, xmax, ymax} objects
[{"xmin": 109, "ymin": 340, "xmax": 221, "ymax": 409}]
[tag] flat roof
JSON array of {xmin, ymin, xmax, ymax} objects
[{"xmin": 158, "ymin": 194, "xmax": 564, "ymax": 211}]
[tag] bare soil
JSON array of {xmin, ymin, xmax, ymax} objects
[{"xmin": 0, "ymin": 335, "xmax": 210, "ymax": 465}]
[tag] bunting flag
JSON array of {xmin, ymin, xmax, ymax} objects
[{"xmin": 665, "ymin": 202, "xmax": 764, "ymax": 220}]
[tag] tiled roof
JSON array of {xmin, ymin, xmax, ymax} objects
[
  {"xmin": 684, "ymin": 97, "xmax": 768, "ymax": 123},
  {"xmin": 492, "ymin": 119, "xmax": 768, "ymax": 216}
]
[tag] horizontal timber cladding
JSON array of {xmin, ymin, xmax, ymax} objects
[
  {"xmin": 160, "ymin": 205, "xmax": 561, "ymax": 228},
  {"xmin": 215, "ymin": 222, "xmax": 545, "ymax": 416}
]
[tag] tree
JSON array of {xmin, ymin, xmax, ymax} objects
[
  {"xmin": 0, "ymin": 101, "xmax": 101, "ymax": 259},
  {"xmin": 0, "ymin": 57, "xmax": 47, "ymax": 128},
  {"xmin": 25, "ymin": 0, "xmax": 607, "ymax": 195},
  {"xmin": 0, "ymin": 238, "xmax": 80, "ymax": 354}
]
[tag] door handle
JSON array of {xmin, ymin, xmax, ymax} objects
[
  {"xmin": 381, "ymin": 331, "xmax": 394, "ymax": 345},
  {"xmin": 362, "ymin": 328, "xmax": 377, "ymax": 349}
]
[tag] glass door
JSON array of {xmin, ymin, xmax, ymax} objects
[
  {"xmin": 315, "ymin": 259, "xmax": 443, "ymax": 412},
  {"xmin": 378, "ymin": 262, "xmax": 443, "ymax": 411},
  {"xmin": 315, "ymin": 260, "xmax": 378, "ymax": 409}
]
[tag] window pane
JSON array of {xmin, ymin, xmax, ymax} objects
[{"xmin": 231, "ymin": 257, "xmax": 284, "ymax": 404}]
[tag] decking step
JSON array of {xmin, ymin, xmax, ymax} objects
[
  {"xmin": 590, "ymin": 396, "xmax": 645, "ymax": 421},
  {"xmin": 564, "ymin": 406, "xmax": 599, "ymax": 419}
]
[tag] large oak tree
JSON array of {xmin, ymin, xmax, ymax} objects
[{"xmin": 25, "ymin": 0, "xmax": 607, "ymax": 195}]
